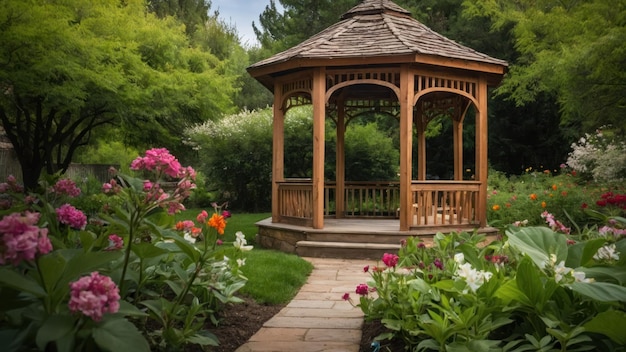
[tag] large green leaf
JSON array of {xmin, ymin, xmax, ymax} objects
[
  {"xmin": 583, "ymin": 310, "xmax": 626, "ymax": 344},
  {"xmin": 92, "ymin": 317, "xmax": 150, "ymax": 352},
  {"xmin": 516, "ymin": 257, "xmax": 548, "ymax": 308},
  {"xmin": 0, "ymin": 268, "xmax": 46, "ymax": 297},
  {"xmin": 506, "ymin": 227, "xmax": 568, "ymax": 270},
  {"xmin": 35, "ymin": 314, "xmax": 75, "ymax": 351},
  {"xmin": 568, "ymin": 281, "xmax": 626, "ymax": 302},
  {"xmin": 37, "ymin": 251, "xmax": 68, "ymax": 295},
  {"xmin": 580, "ymin": 265, "xmax": 626, "ymax": 285}
]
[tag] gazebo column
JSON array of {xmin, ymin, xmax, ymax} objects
[
  {"xmin": 415, "ymin": 112, "xmax": 427, "ymax": 181},
  {"xmin": 271, "ymin": 83, "xmax": 284, "ymax": 223},
  {"xmin": 399, "ymin": 65, "xmax": 414, "ymax": 231},
  {"xmin": 475, "ymin": 77, "xmax": 489, "ymax": 227},
  {"xmin": 335, "ymin": 99, "xmax": 346, "ymax": 219},
  {"xmin": 312, "ymin": 67, "xmax": 326, "ymax": 229},
  {"xmin": 453, "ymin": 116, "xmax": 463, "ymax": 181}
]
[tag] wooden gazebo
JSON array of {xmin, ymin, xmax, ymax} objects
[{"xmin": 247, "ymin": 0, "xmax": 508, "ymax": 258}]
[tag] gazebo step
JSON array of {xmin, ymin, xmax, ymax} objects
[{"xmin": 295, "ymin": 240, "xmax": 401, "ymax": 260}]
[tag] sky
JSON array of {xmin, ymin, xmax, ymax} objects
[{"xmin": 211, "ymin": 0, "xmax": 283, "ymax": 46}]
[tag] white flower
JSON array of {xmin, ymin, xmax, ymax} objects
[
  {"xmin": 572, "ymin": 271, "xmax": 594, "ymax": 283},
  {"xmin": 455, "ymin": 263, "xmax": 492, "ymax": 293},
  {"xmin": 593, "ymin": 244, "xmax": 620, "ymax": 261},
  {"xmin": 234, "ymin": 231, "xmax": 253, "ymax": 251},
  {"xmin": 554, "ymin": 261, "xmax": 571, "ymax": 283},
  {"xmin": 454, "ymin": 253, "xmax": 465, "ymax": 264},
  {"xmin": 237, "ymin": 258, "xmax": 246, "ymax": 267},
  {"xmin": 183, "ymin": 232, "xmax": 196, "ymax": 244}
]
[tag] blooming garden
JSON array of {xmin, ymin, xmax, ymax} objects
[
  {"xmin": 346, "ymin": 179, "xmax": 626, "ymax": 350},
  {"xmin": 0, "ymin": 148, "xmax": 252, "ymax": 351}
]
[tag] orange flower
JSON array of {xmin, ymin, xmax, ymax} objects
[
  {"xmin": 505, "ymin": 202, "xmax": 511, "ymax": 208},
  {"xmin": 492, "ymin": 204, "xmax": 500, "ymax": 211},
  {"xmin": 530, "ymin": 193, "xmax": 537, "ymax": 201},
  {"xmin": 541, "ymin": 201, "xmax": 547, "ymax": 208},
  {"xmin": 208, "ymin": 213, "xmax": 226, "ymax": 235},
  {"xmin": 552, "ymin": 184, "xmax": 558, "ymax": 191},
  {"xmin": 191, "ymin": 227, "xmax": 202, "ymax": 237},
  {"xmin": 561, "ymin": 191, "xmax": 568, "ymax": 197}
]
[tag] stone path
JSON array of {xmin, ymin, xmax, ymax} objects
[{"xmin": 235, "ymin": 257, "xmax": 377, "ymax": 352}]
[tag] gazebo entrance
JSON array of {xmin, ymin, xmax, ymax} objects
[{"xmin": 247, "ymin": 0, "xmax": 507, "ymax": 258}]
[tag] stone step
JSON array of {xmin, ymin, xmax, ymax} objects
[{"xmin": 295, "ymin": 241, "xmax": 401, "ymax": 259}]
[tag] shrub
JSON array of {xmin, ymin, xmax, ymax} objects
[{"xmin": 566, "ymin": 126, "xmax": 626, "ymax": 183}]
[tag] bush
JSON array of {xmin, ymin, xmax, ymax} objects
[{"xmin": 566, "ymin": 125, "xmax": 626, "ymax": 183}]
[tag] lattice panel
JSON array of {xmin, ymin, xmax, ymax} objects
[
  {"xmin": 327, "ymin": 70, "xmax": 401, "ymax": 89},
  {"xmin": 284, "ymin": 95, "xmax": 312, "ymax": 111},
  {"xmin": 282, "ymin": 78, "xmax": 313, "ymax": 96},
  {"xmin": 415, "ymin": 75, "xmax": 477, "ymax": 99}
]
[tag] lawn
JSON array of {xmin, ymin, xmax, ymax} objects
[{"xmin": 176, "ymin": 210, "xmax": 314, "ymax": 305}]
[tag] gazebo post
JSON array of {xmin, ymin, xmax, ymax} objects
[
  {"xmin": 399, "ymin": 64, "xmax": 414, "ymax": 231},
  {"xmin": 335, "ymin": 98, "xmax": 346, "ymax": 219},
  {"xmin": 476, "ymin": 77, "xmax": 489, "ymax": 227},
  {"xmin": 453, "ymin": 117, "xmax": 463, "ymax": 181},
  {"xmin": 271, "ymin": 83, "xmax": 284, "ymax": 223},
  {"xmin": 312, "ymin": 67, "xmax": 326, "ymax": 229}
]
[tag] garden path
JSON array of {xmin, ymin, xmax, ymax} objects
[{"xmin": 235, "ymin": 257, "xmax": 377, "ymax": 352}]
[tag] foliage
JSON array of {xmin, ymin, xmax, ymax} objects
[
  {"xmin": 0, "ymin": 0, "xmax": 236, "ymax": 190},
  {"xmin": 565, "ymin": 126, "xmax": 626, "ymax": 183},
  {"xmin": 348, "ymin": 218, "xmax": 626, "ymax": 351},
  {"xmin": 0, "ymin": 148, "xmax": 251, "ymax": 351},
  {"xmin": 464, "ymin": 0, "xmax": 626, "ymax": 134}
]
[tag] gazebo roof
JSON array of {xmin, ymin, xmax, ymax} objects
[{"xmin": 248, "ymin": 0, "xmax": 508, "ymax": 88}]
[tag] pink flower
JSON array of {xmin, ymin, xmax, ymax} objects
[
  {"xmin": 52, "ymin": 179, "xmax": 81, "ymax": 197},
  {"xmin": 433, "ymin": 258, "xmax": 444, "ymax": 270},
  {"xmin": 197, "ymin": 210, "xmax": 209, "ymax": 223},
  {"xmin": 56, "ymin": 204, "xmax": 87, "ymax": 230},
  {"xmin": 104, "ymin": 234, "xmax": 123, "ymax": 251},
  {"xmin": 221, "ymin": 210, "xmax": 231, "ymax": 219},
  {"xmin": 363, "ymin": 265, "xmax": 369, "ymax": 273},
  {"xmin": 216, "ymin": 239, "xmax": 223, "ymax": 246},
  {"xmin": 355, "ymin": 283, "xmax": 369, "ymax": 296},
  {"xmin": 0, "ymin": 212, "xmax": 52, "ymax": 265},
  {"xmin": 142, "ymin": 180, "xmax": 153, "ymax": 191},
  {"xmin": 130, "ymin": 148, "xmax": 183, "ymax": 178},
  {"xmin": 342, "ymin": 293, "xmax": 350, "ymax": 301},
  {"xmin": 382, "ymin": 253, "xmax": 399, "ymax": 268},
  {"xmin": 68, "ymin": 272, "xmax": 120, "ymax": 321}
]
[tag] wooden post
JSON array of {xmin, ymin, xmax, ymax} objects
[
  {"xmin": 336, "ymin": 98, "xmax": 345, "ymax": 219},
  {"xmin": 272, "ymin": 82, "xmax": 284, "ymax": 223},
  {"xmin": 475, "ymin": 77, "xmax": 488, "ymax": 227},
  {"xmin": 312, "ymin": 67, "xmax": 326, "ymax": 229},
  {"xmin": 399, "ymin": 65, "xmax": 414, "ymax": 231}
]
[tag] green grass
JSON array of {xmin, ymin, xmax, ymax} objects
[{"xmin": 176, "ymin": 209, "xmax": 313, "ymax": 305}]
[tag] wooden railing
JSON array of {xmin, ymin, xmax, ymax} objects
[
  {"xmin": 410, "ymin": 181, "xmax": 480, "ymax": 227},
  {"xmin": 276, "ymin": 179, "xmax": 480, "ymax": 227}
]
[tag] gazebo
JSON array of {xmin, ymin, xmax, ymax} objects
[{"xmin": 247, "ymin": 0, "xmax": 508, "ymax": 258}]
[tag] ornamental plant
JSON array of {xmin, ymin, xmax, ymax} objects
[
  {"xmin": 0, "ymin": 148, "xmax": 251, "ymax": 351},
  {"xmin": 347, "ymin": 216, "xmax": 626, "ymax": 351}
]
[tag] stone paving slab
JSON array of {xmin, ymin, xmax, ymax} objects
[{"xmin": 234, "ymin": 257, "xmax": 377, "ymax": 352}]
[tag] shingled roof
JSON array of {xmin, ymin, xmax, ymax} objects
[{"xmin": 248, "ymin": 0, "xmax": 508, "ymax": 76}]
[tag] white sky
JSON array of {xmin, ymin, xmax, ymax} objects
[{"xmin": 211, "ymin": 0, "xmax": 283, "ymax": 46}]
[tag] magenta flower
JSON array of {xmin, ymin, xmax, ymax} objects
[
  {"xmin": 355, "ymin": 283, "xmax": 369, "ymax": 296},
  {"xmin": 51, "ymin": 178, "xmax": 81, "ymax": 197},
  {"xmin": 196, "ymin": 210, "xmax": 209, "ymax": 223},
  {"xmin": 222, "ymin": 210, "xmax": 232, "ymax": 219},
  {"xmin": 56, "ymin": 204, "xmax": 87, "ymax": 230},
  {"xmin": 433, "ymin": 258, "xmax": 444, "ymax": 270},
  {"xmin": 363, "ymin": 265, "xmax": 370, "ymax": 273},
  {"xmin": 382, "ymin": 253, "xmax": 399, "ymax": 268},
  {"xmin": 104, "ymin": 234, "xmax": 123, "ymax": 251},
  {"xmin": 130, "ymin": 148, "xmax": 183, "ymax": 178},
  {"xmin": 342, "ymin": 292, "xmax": 350, "ymax": 301},
  {"xmin": 0, "ymin": 212, "xmax": 52, "ymax": 265},
  {"xmin": 68, "ymin": 272, "xmax": 120, "ymax": 322}
]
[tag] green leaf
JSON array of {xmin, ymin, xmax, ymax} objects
[
  {"xmin": 92, "ymin": 317, "xmax": 150, "ymax": 352},
  {"xmin": 506, "ymin": 227, "xmax": 568, "ymax": 270},
  {"xmin": 117, "ymin": 300, "xmax": 149, "ymax": 318},
  {"xmin": 583, "ymin": 310, "xmax": 626, "ymax": 344},
  {"xmin": 186, "ymin": 330, "xmax": 219, "ymax": 346},
  {"xmin": 0, "ymin": 268, "xmax": 46, "ymax": 297},
  {"xmin": 580, "ymin": 238, "xmax": 609, "ymax": 267},
  {"xmin": 162, "ymin": 231, "xmax": 201, "ymax": 262},
  {"xmin": 60, "ymin": 251, "xmax": 123, "ymax": 287},
  {"xmin": 494, "ymin": 279, "xmax": 531, "ymax": 306},
  {"xmin": 516, "ymin": 257, "xmax": 547, "ymax": 308},
  {"xmin": 131, "ymin": 242, "xmax": 168, "ymax": 259},
  {"xmin": 568, "ymin": 281, "xmax": 626, "ymax": 302},
  {"xmin": 35, "ymin": 314, "xmax": 75, "ymax": 351},
  {"xmin": 579, "ymin": 265, "xmax": 626, "ymax": 285},
  {"xmin": 37, "ymin": 251, "xmax": 68, "ymax": 294},
  {"xmin": 78, "ymin": 231, "xmax": 96, "ymax": 252}
]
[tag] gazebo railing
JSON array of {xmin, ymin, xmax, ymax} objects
[{"xmin": 276, "ymin": 179, "xmax": 480, "ymax": 227}]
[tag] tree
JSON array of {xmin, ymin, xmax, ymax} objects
[
  {"xmin": 253, "ymin": 0, "xmax": 357, "ymax": 52},
  {"xmin": 0, "ymin": 0, "xmax": 236, "ymax": 190},
  {"xmin": 464, "ymin": 0, "xmax": 626, "ymax": 134},
  {"xmin": 147, "ymin": 0, "xmax": 211, "ymax": 36}
]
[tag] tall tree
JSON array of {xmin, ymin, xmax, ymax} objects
[
  {"xmin": 147, "ymin": 0, "xmax": 211, "ymax": 36},
  {"xmin": 464, "ymin": 0, "xmax": 626, "ymax": 135},
  {"xmin": 0, "ymin": 0, "xmax": 235, "ymax": 190}
]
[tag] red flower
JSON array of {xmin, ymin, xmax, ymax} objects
[{"xmin": 355, "ymin": 284, "xmax": 369, "ymax": 296}]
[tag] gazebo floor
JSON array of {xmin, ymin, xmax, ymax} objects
[{"xmin": 255, "ymin": 218, "xmax": 499, "ymax": 259}]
